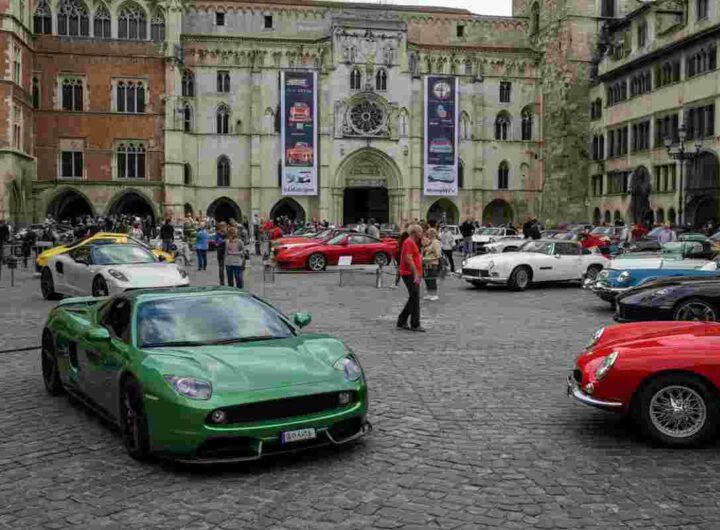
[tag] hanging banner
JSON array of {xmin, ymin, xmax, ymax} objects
[
  {"xmin": 281, "ymin": 70, "xmax": 318, "ymax": 196},
  {"xmin": 424, "ymin": 76, "xmax": 459, "ymax": 196}
]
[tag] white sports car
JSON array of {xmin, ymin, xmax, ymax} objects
[
  {"xmin": 483, "ymin": 235, "xmax": 526, "ymax": 253},
  {"xmin": 461, "ymin": 239, "xmax": 608, "ymax": 290},
  {"xmin": 40, "ymin": 243, "xmax": 189, "ymax": 299}
]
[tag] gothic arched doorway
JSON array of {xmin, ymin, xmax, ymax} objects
[
  {"xmin": 686, "ymin": 151, "xmax": 720, "ymax": 228},
  {"xmin": 630, "ymin": 166, "xmax": 652, "ymax": 226},
  {"xmin": 207, "ymin": 197, "xmax": 241, "ymax": 223},
  {"xmin": 47, "ymin": 188, "xmax": 94, "ymax": 222},
  {"xmin": 108, "ymin": 191, "xmax": 155, "ymax": 223},
  {"xmin": 270, "ymin": 198, "xmax": 306, "ymax": 222},
  {"xmin": 427, "ymin": 198, "xmax": 460, "ymax": 224},
  {"xmin": 592, "ymin": 207, "xmax": 601, "ymax": 225},
  {"xmin": 482, "ymin": 199, "xmax": 514, "ymax": 225}
]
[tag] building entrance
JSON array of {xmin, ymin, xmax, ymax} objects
[{"xmin": 343, "ymin": 187, "xmax": 388, "ymax": 225}]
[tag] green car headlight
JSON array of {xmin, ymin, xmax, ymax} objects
[
  {"xmin": 594, "ymin": 351, "xmax": 619, "ymax": 381},
  {"xmin": 334, "ymin": 356, "xmax": 362, "ymax": 381},
  {"xmin": 164, "ymin": 376, "xmax": 212, "ymax": 400}
]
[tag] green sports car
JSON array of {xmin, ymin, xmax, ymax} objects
[{"xmin": 40, "ymin": 286, "xmax": 370, "ymax": 462}]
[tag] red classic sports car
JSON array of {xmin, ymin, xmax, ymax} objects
[
  {"xmin": 275, "ymin": 233, "xmax": 397, "ymax": 271},
  {"xmin": 568, "ymin": 322, "xmax": 720, "ymax": 447}
]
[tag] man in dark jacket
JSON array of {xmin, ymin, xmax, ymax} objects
[
  {"xmin": 530, "ymin": 221, "xmax": 542, "ymax": 240},
  {"xmin": 0, "ymin": 219, "xmax": 9, "ymax": 265},
  {"xmin": 459, "ymin": 218, "xmax": 475, "ymax": 257},
  {"xmin": 160, "ymin": 218, "xmax": 175, "ymax": 253}
]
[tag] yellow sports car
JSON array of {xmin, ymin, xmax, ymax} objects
[{"xmin": 36, "ymin": 233, "xmax": 174, "ymax": 270}]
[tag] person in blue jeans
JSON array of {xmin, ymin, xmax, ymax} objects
[
  {"xmin": 224, "ymin": 226, "xmax": 245, "ymax": 288},
  {"xmin": 195, "ymin": 223, "xmax": 209, "ymax": 271}
]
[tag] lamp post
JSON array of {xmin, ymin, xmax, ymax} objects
[{"xmin": 664, "ymin": 124, "xmax": 703, "ymax": 228}]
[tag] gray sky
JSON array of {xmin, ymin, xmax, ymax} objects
[{"xmin": 328, "ymin": 0, "xmax": 513, "ymax": 17}]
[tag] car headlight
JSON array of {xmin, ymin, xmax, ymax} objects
[
  {"xmin": 334, "ymin": 356, "xmax": 362, "ymax": 381},
  {"xmin": 461, "ymin": 259, "xmax": 468, "ymax": 267},
  {"xmin": 598, "ymin": 270, "xmax": 609, "ymax": 280},
  {"xmin": 617, "ymin": 271, "xmax": 630, "ymax": 283},
  {"xmin": 164, "ymin": 376, "xmax": 212, "ymax": 400},
  {"xmin": 178, "ymin": 268, "xmax": 188, "ymax": 279},
  {"xmin": 108, "ymin": 269, "xmax": 129, "ymax": 282},
  {"xmin": 487, "ymin": 260, "xmax": 495, "ymax": 270},
  {"xmin": 586, "ymin": 327, "xmax": 605, "ymax": 350},
  {"xmin": 594, "ymin": 351, "xmax": 619, "ymax": 381}
]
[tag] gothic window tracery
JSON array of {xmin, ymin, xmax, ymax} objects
[
  {"xmin": 348, "ymin": 98, "xmax": 386, "ymax": 136},
  {"xmin": 57, "ymin": 0, "xmax": 89, "ymax": 37},
  {"xmin": 216, "ymin": 105, "xmax": 230, "ymax": 134},
  {"xmin": 151, "ymin": 9, "xmax": 165, "ymax": 42},
  {"xmin": 94, "ymin": 2, "xmax": 111, "ymax": 38},
  {"xmin": 521, "ymin": 107, "xmax": 533, "ymax": 141},
  {"xmin": 118, "ymin": 2, "xmax": 147, "ymax": 40},
  {"xmin": 116, "ymin": 80, "xmax": 146, "ymax": 113},
  {"xmin": 183, "ymin": 103, "xmax": 193, "ymax": 132},
  {"xmin": 375, "ymin": 68, "xmax": 387, "ymax": 91},
  {"xmin": 181, "ymin": 71, "xmax": 194, "ymax": 97},
  {"xmin": 117, "ymin": 142, "xmax": 146, "ymax": 179},
  {"xmin": 350, "ymin": 68, "xmax": 362, "ymax": 90},
  {"xmin": 495, "ymin": 112, "xmax": 511, "ymax": 140},
  {"xmin": 217, "ymin": 156, "xmax": 230, "ymax": 187},
  {"xmin": 33, "ymin": 0, "xmax": 52, "ymax": 33}
]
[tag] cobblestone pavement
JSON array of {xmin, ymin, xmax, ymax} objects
[{"xmin": 2, "ymin": 254, "xmax": 720, "ymax": 529}]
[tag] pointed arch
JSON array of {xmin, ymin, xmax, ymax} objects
[
  {"xmin": 264, "ymin": 107, "xmax": 276, "ymax": 134},
  {"xmin": 216, "ymin": 104, "xmax": 230, "ymax": 134},
  {"xmin": 375, "ymin": 68, "xmax": 388, "ymax": 91},
  {"xmin": 217, "ymin": 155, "xmax": 231, "ymax": 187},
  {"xmin": 427, "ymin": 198, "xmax": 460, "ymax": 224},
  {"xmin": 107, "ymin": 189, "xmax": 156, "ymax": 223},
  {"xmin": 494, "ymin": 111, "xmax": 511, "ymax": 140},
  {"xmin": 93, "ymin": 1, "xmax": 111, "ymax": 38},
  {"xmin": 460, "ymin": 111, "xmax": 471, "ymax": 140},
  {"xmin": 207, "ymin": 197, "xmax": 241, "ymax": 223},
  {"xmin": 57, "ymin": 0, "xmax": 89, "ymax": 37},
  {"xmin": 181, "ymin": 70, "xmax": 195, "ymax": 97},
  {"xmin": 592, "ymin": 207, "xmax": 601, "ymax": 225},
  {"xmin": 182, "ymin": 102, "xmax": 193, "ymax": 132},
  {"xmin": 531, "ymin": 2, "xmax": 540, "ymax": 35},
  {"xmin": 34, "ymin": 0, "xmax": 52, "ymax": 33},
  {"xmin": 398, "ymin": 108, "xmax": 409, "ymax": 137},
  {"xmin": 150, "ymin": 7, "xmax": 165, "ymax": 42},
  {"xmin": 183, "ymin": 163, "xmax": 192, "ymax": 186},
  {"xmin": 46, "ymin": 187, "xmax": 94, "ymax": 221},
  {"xmin": 118, "ymin": 1, "xmax": 146, "ymax": 40},
  {"xmin": 270, "ymin": 198, "xmax": 306, "ymax": 222},
  {"xmin": 483, "ymin": 199, "xmax": 514, "ymax": 225},
  {"xmin": 350, "ymin": 67, "xmax": 362, "ymax": 90},
  {"xmin": 498, "ymin": 161, "xmax": 509, "ymax": 189},
  {"xmin": 521, "ymin": 106, "xmax": 533, "ymax": 141}
]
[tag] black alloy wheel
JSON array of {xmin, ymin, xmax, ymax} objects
[
  {"xmin": 373, "ymin": 253, "xmax": 389, "ymax": 267},
  {"xmin": 41, "ymin": 330, "xmax": 64, "ymax": 396},
  {"xmin": 120, "ymin": 379, "xmax": 150, "ymax": 461},
  {"xmin": 307, "ymin": 253, "xmax": 327, "ymax": 272},
  {"xmin": 673, "ymin": 299, "xmax": 718, "ymax": 322},
  {"xmin": 508, "ymin": 266, "xmax": 531, "ymax": 291},
  {"xmin": 585, "ymin": 265, "xmax": 603, "ymax": 282},
  {"xmin": 92, "ymin": 276, "xmax": 110, "ymax": 297},
  {"xmin": 40, "ymin": 268, "xmax": 58, "ymax": 300}
]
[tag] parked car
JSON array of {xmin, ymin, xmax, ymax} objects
[
  {"xmin": 471, "ymin": 227, "xmax": 518, "ymax": 253},
  {"xmin": 275, "ymin": 233, "xmax": 397, "ymax": 271},
  {"xmin": 567, "ymin": 321, "xmax": 720, "ymax": 446},
  {"xmin": 460, "ymin": 239, "xmax": 607, "ymax": 290},
  {"xmin": 618, "ymin": 237, "xmax": 662, "ymax": 254},
  {"xmin": 39, "ymin": 286, "xmax": 370, "ymax": 461},
  {"xmin": 40, "ymin": 244, "xmax": 189, "ymax": 299},
  {"xmin": 483, "ymin": 235, "xmax": 526, "ymax": 253}
]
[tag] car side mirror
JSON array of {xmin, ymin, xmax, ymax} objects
[
  {"xmin": 158, "ymin": 255, "xmax": 166, "ymax": 262},
  {"xmin": 291, "ymin": 312, "xmax": 312, "ymax": 329},
  {"xmin": 75, "ymin": 256, "xmax": 89, "ymax": 265},
  {"xmin": 86, "ymin": 327, "xmax": 110, "ymax": 341},
  {"xmin": 554, "ymin": 252, "xmax": 561, "ymax": 258}
]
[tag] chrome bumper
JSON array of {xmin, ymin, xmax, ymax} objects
[{"xmin": 566, "ymin": 376, "xmax": 624, "ymax": 411}]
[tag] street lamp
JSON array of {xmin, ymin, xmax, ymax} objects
[{"xmin": 664, "ymin": 124, "xmax": 703, "ymax": 227}]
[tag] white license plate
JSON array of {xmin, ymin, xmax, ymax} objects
[{"xmin": 281, "ymin": 428, "xmax": 317, "ymax": 444}]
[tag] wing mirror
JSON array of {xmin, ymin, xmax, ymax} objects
[
  {"xmin": 86, "ymin": 327, "xmax": 110, "ymax": 341},
  {"xmin": 75, "ymin": 256, "xmax": 89, "ymax": 265},
  {"xmin": 158, "ymin": 255, "xmax": 167, "ymax": 262},
  {"xmin": 291, "ymin": 312, "xmax": 312, "ymax": 329}
]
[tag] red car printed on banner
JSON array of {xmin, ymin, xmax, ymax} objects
[
  {"xmin": 287, "ymin": 142, "xmax": 313, "ymax": 165},
  {"xmin": 275, "ymin": 233, "xmax": 397, "ymax": 271},
  {"xmin": 289, "ymin": 102, "xmax": 311, "ymax": 123},
  {"xmin": 567, "ymin": 322, "xmax": 720, "ymax": 447}
]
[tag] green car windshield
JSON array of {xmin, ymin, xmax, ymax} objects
[
  {"xmin": 137, "ymin": 294, "xmax": 294, "ymax": 348},
  {"xmin": 92, "ymin": 245, "xmax": 157, "ymax": 265}
]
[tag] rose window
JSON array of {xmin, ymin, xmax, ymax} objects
[{"xmin": 348, "ymin": 99, "xmax": 386, "ymax": 136}]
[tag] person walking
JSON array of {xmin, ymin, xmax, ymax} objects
[
  {"xmin": 224, "ymin": 226, "xmax": 246, "ymax": 288},
  {"xmin": 195, "ymin": 223, "xmax": 209, "ymax": 271},
  {"xmin": 459, "ymin": 218, "xmax": 474, "ymax": 258},
  {"xmin": 160, "ymin": 218, "xmax": 174, "ymax": 254},
  {"xmin": 214, "ymin": 222, "xmax": 227, "ymax": 285},
  {"xmin": 422, "ymin": 228, "xmax": 442, "ymax": 301},
  {"xmin": 396, "ymin": 224, "xmax": 425, "ymax": 332},
  {"xmin": 440, "ymin": 226, "xmax": 456, "ymax": 273},
  {"xmin": 530, "ymin": 220, "xmax": 542, "ymax": 240}
]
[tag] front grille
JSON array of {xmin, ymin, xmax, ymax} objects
[
  {"xmin": 462, "ymin": 268, "xmax": 489, "ymax": 278},
  {"xmin": 209, "ymin": 391, "xmax": 358, "ymax": 425}
]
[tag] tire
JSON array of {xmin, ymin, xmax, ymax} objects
[
  {"xmin": 585, "ymin": 265, "xmax": 603, "ymax": 282},
  {"xmin": 41, "ymin": 330, "xmax": 64, "ymax": 396},
  {"xmin": 373, "ymin": 252, "xmax": 389, "ymax": 267},
  {"xmin": 635, "ymin": 373, "xmax": 718, "ymax": 447},
  {"xmin": 40, "ymin": 268, "xmax": 59, "ymax": 300},
  {"xmin": 120, "ymin": 378, "xmax": 151, "ymax": 461},
  {"xmin": 92, "ymin": 276, "xmax": 109, "ymax": 297},
  {"xmin": 307, "ymin": 253, "xmax": 327, "ymax": 272},
  {"xmin": 507, "ymin": 266, "xmax": 531, "ymax": 291},
  {"xmin": 673, "ymin": 298, "xmax": 718, "ymax": 322}
]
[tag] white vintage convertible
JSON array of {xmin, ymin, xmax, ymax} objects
[
  {"xmin": 40, "ymin": 243, "xmax": 189, "ymax": 299},
  {"xmin": 461, "ymin": 239, "xmax": 608, "ymax": 290}
]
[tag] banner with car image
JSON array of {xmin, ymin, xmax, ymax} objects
[
  {"xmin": 281, "ymin": 70, "xmax": 318, "ymax": 196},
  {"xmin": 424, "ymin": 76, "xmax": 459, "ymax": 196}
]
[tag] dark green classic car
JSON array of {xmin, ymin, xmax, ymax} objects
[{"xmin": 41, "ymin": 286, "xmax": 370, "ymax": 462}]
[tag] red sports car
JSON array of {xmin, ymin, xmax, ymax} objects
[
  {"xmin": 568, "ymin": 322, "xmax": 720, "ymax": 447},
  {"xmin": 275, "ymin": 233, "xmax": 397, "ymax": 271}
]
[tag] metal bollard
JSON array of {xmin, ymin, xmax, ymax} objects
[
  {"xmin": 263, "ymin": 263, "xmax": 275, "ymax": 284},
  {"xmin": 375, "ymin": 265, "xmax": 383, "ymax": 288}
]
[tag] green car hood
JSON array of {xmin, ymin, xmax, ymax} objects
[{"xmin": 144, "ymin": 334, "xmax": 350, "ymax": 393}]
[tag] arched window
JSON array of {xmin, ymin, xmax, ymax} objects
[
  {"xmin": 668, "ymin": 208, "xmax": 676, "ymax": 225},
  {"xmin": 57, "ymin": 0, "xmax": 89, "ymax": 37},
  {"xmin": 656, "ymin": 208, "xmax": 665, "ymax": 223},
  {"xmin": 118, "ymin": 2, "xmax": 147, "ymax": 40},
  {"xmin": 593, "ymin": 208, "xmax": 601, "ymax": 225},
  {"xmin": 183, "ymin": 164, "xmax": 192, "ymax": 186},
  {"xmin": 350, "ymin": 68, "xmax": 362, "ymax": 90},
  {"xmin": 375, "ymin": 68, "xmax": 387, "ymax": 91},
  {"xmin": 531, "ymin": 3, "xmax": 540, "ymax": 35},
  {"xmin": 217, "ymin": 156, "xmax": 230, "ymax": 187},
  {"xmin": 182, "ymin": 103, "xmax": 192, "ymax": 132},
  {"xmin": 521, "ymin": 107, "xmax": 533, "ymax": 141},
  {"xmin": 181, "ymin": 71, "xmax": 194, "ymax": 97},
  {"xmin": 117, "ymin": 142, "xmax": 145, "ymax": 179},
  {"xmin": 399, "ymin": 109, "xmax": 409, "ymax": 137},
  {"xmin": 604, "ymin": 210, "xmax": 611, "ymax": 224},
  {"xmin": 460, "ymin": 112, "xmax": 471, "ymax": 140},
  {"xmin": 216, "ymin": 105, "xmax": 230, "ymax": 134},
  {"xmin": 494, "ymin": 112, "xmax": 510, "ymax": 141},
  {"xmin": 150, "ymin": 9, "xmax": 165, "ymax": 42},
  {"xmin": 498, "ymin": 162, "xmax": 509, "ymax": 189},
  {"xmin": 614, "ymin": 210, "xmax": 622, "ymax": 223},
  {"xmin": 93, "ymin": 2, "xmax": 111, "ymax": 38},
  {"xmin": 32, "ymin": 77, "xmax": 40, "ymax": 109},
  {"xmin": 33, "ymin": 0, "xmax": 52, "ymax": 33}
]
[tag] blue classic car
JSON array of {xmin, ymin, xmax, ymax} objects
[{"xmin": 585, "ymin": 241, "xmax": 720, "ymax": 306}]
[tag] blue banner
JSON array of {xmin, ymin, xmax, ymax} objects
[
  {"xmin": 424, "ymin": 76, "xmax": 458, "ymax": 196},
  {"xmin": 281, "ymin": 71, "xmax": 318, "ymax": 196}
]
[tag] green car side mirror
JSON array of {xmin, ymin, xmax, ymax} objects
[
  {"xmin": 86, "ymin": 327, "xmax": 111, "ymax": 341},
  {"xmin": 291, "ymin": 312, "xmax": 312, "ymax": 329}
]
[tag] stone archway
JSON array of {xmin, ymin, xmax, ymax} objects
[
  {"xmin": 592, "ymin": 207, "xmax": 601, "ymax": 225},
  {"xmin": 482, "ymin": 199, "xmax": 514, "ymax": 225},
  {"xmin": 630, "ymin": 166, "xmax": 652, "ymax": 226},
  {"xmin": 47, "ymin": 188, "xmax": 95, "ymax": 222},
  {"xmin": 334, "ymin": 148, "xmax": 402, "ymax": 226},
  {"xmin": 270, "ymin": 198, "xmax": 306, "ymax": 222},
  {"xmin": 107, "ymin": 190, "xmax": 156, "ymax": 224},
  {"xmin": 207, "ymin": 196, "xmax": 241, "ymax": 223},
  {"xmin": 427, "ymin": 198, "xmax": 460, "ymax": 224},
  {"xmin": 686, "ymin": 151, "xmax": 720, "ymax": 228}
]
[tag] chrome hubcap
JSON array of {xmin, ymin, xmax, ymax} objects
[
  {"xmin": 677, "ymin": 303, "xmax": 716, "ymax": 321},
  {"xmin": 375, "ymin": 254, "xmax": 387, "ymax": 266},
  {"xmin": 649, "ymin": 385, "xmax": 707, "ymax": 438},
  {"xmin": 517, "ymin": 270, "xmax": 528, "ymax": 286},
  {"xmin": 309, "ymin": 255, "xmax": 324, "ymax": 270}
]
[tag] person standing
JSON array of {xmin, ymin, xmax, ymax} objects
[
  {"xmin": 224, "ymin": 226, "xmax": 246, "ymax": 288},
  {"xmin": 459, "ymin": 218, "xmax": 474, "ymax": 258},
  {"xmin": 396, "ymin": 224, "xmax": 425, "ymax": 332},
  {"xmin": 195, "ymin": 223, "xmax": 209, "ymax": 271},
  {"xmin": 252, "ymin": 213, "xmax": 261, "ymax": 255},
  {"xmin": 422, "ymin": 228, "xmax": 442, "ymax": 301},
  {"xmin": 0, "ymin": 219, "xmax": 9, "ymax": 264},
  {"xmin": 214, "ymin": 222, "xmax": 227, "ymax": 285},
  {"xmin": 440, "ymin": 226, "xmax": 456, "ymax": 273},
  {"xmin": 160, "ymin": 218, "xmax": 174, "ymax": 253},
  {"xmin": 657, "ymin": 222, "xmax": 674, "ymax": 244},
  {"xmin": 130, "ymin": 222, "xmax": 143, "ymax": 239},
  {"xmin": 367, "ymin": 220, "xmax": 380, "ymax": 239},
  {"xmin": 530, "ymin": 220, "xmax": 542, "ymax": 240}
]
